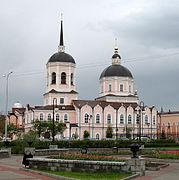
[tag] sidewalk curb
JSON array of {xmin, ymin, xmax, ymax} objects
[
  {"xmin": 121, "ymin": 173, "xmax": 140, "ymax": 180},
  {"xmin": 20, "ymin": 168, "xmax": 77, "ymax": 180}
]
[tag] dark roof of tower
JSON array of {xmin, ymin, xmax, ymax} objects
[
  {"xmin": 48, "ymin": 52, "xmax": 76, "ymax": 64},
  {"xmin": 112, "ymin": 54, "xmax": 121, "ymax": 59},
  {"xmin": 100, "ymin": 64, "xmax": 133, "ymax": 79}
]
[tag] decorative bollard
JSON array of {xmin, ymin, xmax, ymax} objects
[
  {"xmin": 27, "ymin": 141, "xmax": 33, "ymax": 147},
  {"xmin": 3, "ymin": 140, "xmax": 10, "ymax": 148},
  {"xmin": 129, "ymin": 143, "xmax": 141, "ymax": 158},
  {"xmin": 81, "ymin": 147, "xmax": 88, "ymax": 154}
]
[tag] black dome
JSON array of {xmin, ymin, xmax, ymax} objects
[
  {"xmin": 100, "ymin": 64, "xmax": 133, "ymax": 79},
  {"xmin": 112, "ymin": 54, "xmax": 121, "ymax": 59},
  {"xmin": 48, "ymin": 52, "xmax": 76, "ymax": 64}
]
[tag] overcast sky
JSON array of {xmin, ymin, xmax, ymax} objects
[{"xmin": 0, "ymin": 0, "xmax": 179, "ymax": 113}]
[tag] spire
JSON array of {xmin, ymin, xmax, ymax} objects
[
  {"xmin": 58, "ymin": 13, "xmax": 65, "ymax": 52},
  {"xmin": 112, "ymin": 38, "xmax": 121, "ymax": 65}
]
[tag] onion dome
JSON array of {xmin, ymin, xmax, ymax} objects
[
  {"xmin": 48, "ymin": 52, "xmax": 75, "ymax": 63},
  {"xmin": 100, "ymin": 42, "xmax": 133, "ymax": 79}
]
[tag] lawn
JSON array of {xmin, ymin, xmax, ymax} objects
[{"xmin": 42, "ymin": 170, "xmax": 132, "ymax": 180}]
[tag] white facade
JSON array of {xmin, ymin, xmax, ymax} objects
[{"xmin": 23, "ymin": 19, "xmax": 157, "ymax": 140}]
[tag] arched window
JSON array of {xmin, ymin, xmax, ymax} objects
[
  {"xmin": 96, "ymin": 133, "xmax": 100, "ymax": 140},
  {"xmin": 120, "ymin": 114, "xmax": 124, "ymax": 124},
  {"xmin": 145, "ymin": 115, "xmax": 148, "ymax": 124},
  {"xmin": 51, "ymin": 72, "xmax": 56, "ymax": 84},
  {"xmin": 96, "ymin": 114, "xmax": 100, "ymax": 123},
  {"xmin": 61, "ymin": 72, "xmax": 66, "ymax": 84},
  {"xmin": 40, "ymin": 113, "xmax": 43, "ymax": 121},
  {"xmin": 129, "ymin": 85, "xmax": 131, "ymax": 93},
  {"xmin": 64, "ymin": 114, "xmax": 68, "ymax": 122},
  {"xmin": 108, "ymin": 84, "xmax": 112, "ymax": 92},
  {"xmin": 107, "ymin": 114, "xmax": 111, "ymax": 124},
  {"xmin": 120, "ymin": 84, "xmax": 123, "ymax": 92},
  {"xmin": 71, "ymin": 73, "xmax": 74, "ymax": 85},
  {"xmin": 84, "ymin": 113, "xmax": 89, "ymax": 123},
  {"xmin": 56, "ymin": 114, "xmax": 59, "ymax": 122},
  {"xmin": 153, "ymin": 116, "xmax": 156, "ymax": 125},
  {"xmin": 136, "ymin": 114, "xmax": 140, "ymax": 124},
  {"xmin": 48, "ymin": 114, "xmax": 51, "ymax": 121},
  {"xmin": 128, "ymin": 115, "xmax": 132, "ymax": 124}
]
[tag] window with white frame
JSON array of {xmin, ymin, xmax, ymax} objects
[
  {"xmin": 153, "ymin": 116, "xmax": 156, "ymax": 125},
  {"xmin": 120, "ymin": 114, "xmax": 124, "ymax": 124},
  {"xmin": 56, "ymin": 114, "xmax": 59, "ymax": 122},
  {"xmin": 108, "ymin": 84, "xmax": 112, "ymax": 92},
  {"xmin": 96, "ymin": 133, "xmax": 100, "ymax": 140},
  {"xmin": 61, "ymin": 72, "xmax": 66, "ymax": 84},
  {"xmin": 129, "ymin": 85, "xmax": 131, "ymax": 93},
  {"xmin": 120, "ymin": 84, "xmax": 123, "ymax": 92},
  {"xmin": 96, "ymin": 114, "xmax": 100, "ymax": 123},
  {"xmin": 60, "ymin": 98, "xmax": 64, "ymax": 104},
  {"xmin": 107, "ymin": 114, "xmax": 111, "ymax": 124},
  {"xmin": 51, "ymin": 72, "xmax": 56, "ymax": 84},
  {"xmin": 40, "ymin": 113, "xmax": 43, "ymax": 121},
  {"xmin": 48, "ymin": 114, "xmax": 51, "ymax": 121},
  {"xmin": 84, "ymin": 113, "xmax": 89, "ymax": 123},
  {"xmin": 64, "ymin": 114, "xmax": 68, "ymax": 122},
  {"xmin": 136, "ymin": 114, "xmax": 140, "ymax": 124},
  {"xmin": 71, "ymin": 73, "xmax": 74, "ymax": 85},
  {"xmin": 128, "ymin": 115, "xmax": 132, "ymax": 124},
  {"xmin": 145, "ymin": 115, "xmax": 148, "ymax": 124}
]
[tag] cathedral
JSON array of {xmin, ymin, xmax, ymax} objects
[{"xmin": 24, "ymin": 19, "xmax": 157, "ymax": 140}]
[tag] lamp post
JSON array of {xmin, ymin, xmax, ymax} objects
[
  {"xmin": 147, "ymin": 123, "xmax": 150, "ymax": 138},
  {"xmin": 52, "ymin": 98, "xmax": 57, "ymax": 142},
  {"xmin": 137, "ymin": 101, "xmax": 145, "ymax": 141},
  {"xmin": 4, "ymin": 71, "xmax": 13, "ymax": 142}
]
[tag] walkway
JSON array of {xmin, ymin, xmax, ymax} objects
[
  {"xmin": 1, "ymin": 156, "xmax": 179, "ymax": 180},
  {"xmin": 134, "ymin": 162, "xmax": 179, "ymax": 180},
  {"xmin": 0, "ymin": 155, "xmax": 61, "ymax": 180}
]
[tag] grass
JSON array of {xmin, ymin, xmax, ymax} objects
[
  {"xmin": 156, "ymin": 153, "xmax": 179, "ymax": 159},
  {"xmin": 43, "ymin": 170, "xmax": 132, "ymax": 180}
]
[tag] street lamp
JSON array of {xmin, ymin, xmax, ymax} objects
[
  {"xmin": 52, "ymin": 98, "xmax": 57, "ymax": 142},
  {"xmin": 4, "ymin": 71, "xmax": 13, "ymax": 142},
  {"xmin": 147, "ymin": 123, "xmax": 150, "ymax": 138},
  {"xmin": 137, "ymin": 101, "xmax": 145, "ymax": 141}
]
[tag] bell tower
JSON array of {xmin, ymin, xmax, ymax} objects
[{"xmin": 43, "ymin": 16, "xmax": 78, "ymax": 106}]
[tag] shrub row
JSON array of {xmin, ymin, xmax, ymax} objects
[{"xmin": 1, "ymin": 139, "xmax": 179, "ymax": 154}]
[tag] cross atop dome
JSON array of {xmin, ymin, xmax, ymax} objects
[
  {"xmin": 112, "ymin": 38, "xmax": 121, "ymax": 65},
  {"xmin": 58, "ymin": 13, "xmax": 65, "ymax": 52}
]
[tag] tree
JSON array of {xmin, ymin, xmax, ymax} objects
[
  {"xmin": 161, "ymin": 129, "xmax": 166, "ymax": 139},
  {"xmin": 123, "ymin": 127, "xmax": 132, "ymax": 139},
  {"xmin": 22, "ymin": 130, "xmax": 37, "ymax": 143},
  {"xmin": 33, "ymin": 119, "xmax": 47, "ymax": 137},
  {"xmin": 0, "ymin": 115, "xmax": 5, "ymax": 137},
  {"xmin": 106, "ymin": 126, "xmax": 113, "ymax": 138},
  {"xmin": 33, "ymin": 119, "xmax": 66, "ymax": 139},
  {"xmin": 47, "ymin": 121, "xmax": 66, "ymax": 138},
  {"xmin": 83, "ymin": 130, "xmax": 90, "ymax": 139},
  {"xmin": 7, "ymin": 123, "xmax": 18, "ymax": 139}
]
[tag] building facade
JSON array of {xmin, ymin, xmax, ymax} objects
[
  {"xmin": 158, "ymin": 110, "xmax": 179, "ymax": 140},
  {"xmin": 23, "ymin": 19, "xmax": 157, "ymax": 140}
]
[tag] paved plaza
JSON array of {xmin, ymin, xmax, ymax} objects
[{"xmin": 1, "ymin": 155, "xmax": 179, "ymax": 180}]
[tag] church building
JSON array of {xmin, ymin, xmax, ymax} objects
[{"xmin": 24, "ymin": 18, "xmax": 157, "ymax": 140}]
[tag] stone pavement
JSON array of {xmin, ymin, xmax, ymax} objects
[
  {"xmin": 1, "ymin": 155, "xmax": 179, "ymax": 180},
  {"xmin": 134, "ymin": 162, "xmax": 179, "ymax": 180},
  {"xmin": 0, "ymin": 155, "xmax": 62, "ymax": 180}
]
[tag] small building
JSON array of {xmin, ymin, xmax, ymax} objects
[{"xmin": 158, "ymin": 110, "xmax": 179, "ymax": 140}]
